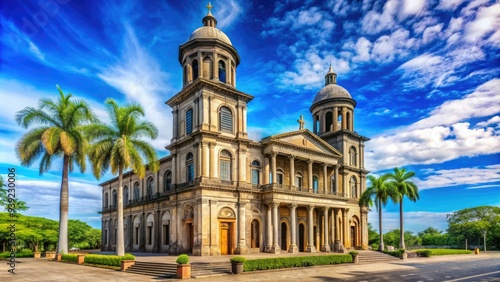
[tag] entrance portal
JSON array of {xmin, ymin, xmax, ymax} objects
[
  {"xmin": 351, "ymin": 226, "xmax": 356, "ymax": 247},
  {"xmin": 298, "ymin": 223, "xmax": 305, "ymax": 252},
  {"xmin": 280, "ymin": 222, "xmax": 287, "ymax": 251},
  {"xmin": 220, "ymin": 222, "xmax": 232, "ymax": 255},
  {"xmin": 251, "ymin": 220, "xmax": 260, "ymax": 248}
]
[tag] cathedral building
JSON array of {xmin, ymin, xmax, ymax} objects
[{"xmin": 99, "ymin": 7, "xmax": 370, "ymax": 256}]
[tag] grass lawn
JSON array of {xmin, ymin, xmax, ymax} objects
[{"xmin": 411, "ymin": 249, "xmax": 472, "ymax": 256}]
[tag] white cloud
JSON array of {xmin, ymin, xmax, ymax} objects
[
  {"xmin": 464, "ymin": 3, "xmax": 500, "ymax": 43},
  {"xmin": 402, "ymin": 0, "xmax": 427, "ymax": 17},
  {"xmin": 422, "ymin": 23, "xmax": 444, "ymax": 44},
  {"xmin": 214, "ymin": 0, "xmax": 243, "ymax": 29},
  {"xmin": 97, "ymin": 25, "xmax": 173, "ymax": 150},
  {"xmin": 415, "ymin": 164, "xmax": 500, "ymax": 190},
  {"xmin": 437, "ymin": 0, "xmax": 465, "ymax": 10},
  {"xmin": 361, "ymin": 0, "xmax": 398, "ymax": 34},
  {"xmin": 476, "ymin": 116, "xmax": 500, "ymax": 127}
]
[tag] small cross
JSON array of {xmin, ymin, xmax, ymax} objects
[
  {"xmin": 297, "ymin": 115, "xmax": 306, "ymax": 130},
  {"xmin": 206, "ymin": 2, "xmax": 213, "ymax": 13}
]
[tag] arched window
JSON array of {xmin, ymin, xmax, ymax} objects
[
  {"xmin": 112, "ymin": 190, "xmax": 117, "ymax": 207},
  {"xmin": 313, "ymin": 176, "xmax": 319, "ymax": 193},
  {"xmin": 349, "ymin": 147, "xmax": 357, "ymax": 166},
  {"xmin": 337, "ymin": 111, "xmax": 342, "ymax": 129},
  {"xmin": 186, "ymin": 153, "xmax": 194, "ymax": 182},
  {"xmin": 203, "ymin": 57, "xmax": 213, "ymax": 79},
  {"xmin": 277, "ymin": 169, "xmax": 284, "ymax": 185},
  {"xmin": 192, "ymin": 59, "xmax": 199, "ymax": 80},
  {"xmin": 104, "ymin": 192, "xmax": 109, "ymax": 209},
  {"xmin": 325, "ymin": 111, "xmax": 333, "ymax": 132},
  {"xmin": 251, "ymin": 160, "xmax": 260, "ymax": 185},
  {"xmin": 133, "ymin": 182, "xmax": 140, "ymax": 201},
  {"xmin": 219, "ymin": 106, "xmax": 233, "ymax": 132},
  {"xmin": 295, "ymin": 172, "xmax": 303, "ymax": 188},
  {"xmin": 123, "ymin": 185, "xmax": 129, "ymax": 204},
  {"xmin": 186, "ymin": 108, "xmax": 193, "ymax": 135},
  {"xmin": 218, "ymin": 60, "xmax": 226, "ymax": 83},
  {"xmin": 220, "ymin": 150, "xmax": 232, "ymax": 181},
  {"xmin": 164, "ymin": 170, "xmax": 172, "ymax": 191},
  {"xmin": 350, "ymin": 176, "xmax": 357, "ymax": 198},
  {"xmin": 147, "ymin": 177, "xmax": 154, "ymax": 198},
  {"xmin": 231, "ymin": 65, "xmax": 235, "ymax": 86},
  {"xmin": 314, "ymin": 115, "xmax": 320, "ymax": 134}
]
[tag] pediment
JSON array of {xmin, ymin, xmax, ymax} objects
[{"xmin": 262, "ymin": 129, "xmax": 342, "ymax": 157}]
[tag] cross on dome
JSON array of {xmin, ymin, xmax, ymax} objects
[{"xmin": 206, "ymin": 2, "xmax": 213, "ymax": 15}]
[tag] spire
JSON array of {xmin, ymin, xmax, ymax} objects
[
  {"xmin": 202, "ymin": 2, "xmax": 217, "ymax": 27},
  {"xmin": 324, "ymin": 65, "xmax": 337, "ymax": 86}
]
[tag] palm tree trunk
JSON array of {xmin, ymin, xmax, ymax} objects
[
  {"xmin": 378, "ymin": 199, "xmax": 384, "ymax": 251},
  {"xmin": 399, "ymin": 196, "xmax": 405, "ymax": 249},
  {"xmin": 116, "ymin": 168, "xmax": 125, "ymax": 256},
  {"xmin": 57, "ymin": 155, "xmax": 69, "ymax": 254}
]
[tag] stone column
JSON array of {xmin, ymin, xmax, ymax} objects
[
  {"xmin": 342, "ymin": 107, "xmax": 347, "ymax": 130},
  {"xmin": 209, "ymin": 142, "xmax": 215, "ymax": 178},
  {"xmin": 213, "ymin": 53, "xmax": 219, "ymax": 79},
  {"xmin": 308, "ymin": 160, "xmax": 313, "ymax": 191},
  {"xmin": 350, "ymin": 109, "xmax": 354, "ymax": 131},
  {"xmin": 343, "ymin": 208, "xmax": 350, "ymax": 248},
  {"xmin": 359, "ymin": 143, "xmax": 365, "ymax": 169},
  {"xmin": 333, "ymin": 107, "xmax": 338, "ymax": 131},
  {"xmin": 193, "ymin": 143, "xmax": 199, "ymax": 179},
  {"xmin": 321, "ymin": 207, "xmax": 330, "ymax": 252},
  {"xmin": 202, "ymin": 142, "xmax": 209, "ymax": 177},
  {"xmin": 288, "ymin": 204, "xmax": 298, "ymax": 253},
  {"xmin": 333, "ymin": 208, "xmax": 340, "ymax": 251},
  {"xmin": 264, "ymin": 156, "xmax": 270, "ymax": 184},
  {"xmin": 323, "ymin": 163, "xmax": 328, "ymax": 194},
  {"xmin": 235, "ymin": 201, "xmax": 248, "ymax": 254},
  {"xmin": 242, "ymin": 107, "xmax": 247, "ymax": 133},
  {"xmin": 171, "ymin": 154, "xmax": 177, "ymax": 186},
  {"xmin": 265, "ymin": 204, "xmax": 272, "ymax": 252},
  {"xmin": 306, "ymin": 205, "xmax": 316, "ymax": 252},
  {"xmin": 172, "ymin": 107, "xmax": 178, "ymax": 140},
  {"xmin": 153, "ymin": 210, "xmax": 160, "ymax": 253},
  {"xmin": 139, "ymin": 213, "xmax": 146, "ymax": 252},
  {"xmin": 289, "ymin": 155, "xmax": 295, "ymax": 187},
  {"xmin": 238, "ymin": 148, "xmax": 246, "ymax": 183},
  {"xmin": 193, "ymin": 98, "xmax": 199, "ymax": 129},
  {"xmin": 334, "ymin": 165, "xmax": 339, "ymax": 195},
  {"xmin": 320, "ymin": 110, "xmax": 326, "ymax": 134},
  {"xmin": 271, "ymin": 152, "xmax": 277, "ymax": 184},
  {"xmin": 361, "ymin": 207, "xmax": 369, "ymax": 249},
  {"xmin": 271, "ymin": 202, "xmax": 281, "ymax": 253}
]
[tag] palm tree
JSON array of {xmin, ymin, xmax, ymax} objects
[
  {"xmin": 359, "ymin": 174, "xmax": 397, "ymax": 251},
  {"xmin": 16, "ymin": 86, "xmax": 95, "ymax": 254},
  {"xmin": 86, "ymin": 98, "xmax": 159, "ymax": 256},
  {"xmin": 388, "ymin": 167, "xmax": 419, "ymax": 249}
]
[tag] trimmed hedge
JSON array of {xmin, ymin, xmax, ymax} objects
[
  {"xmin": 243, "ymin": 255, "xmax": 352, "ymax": 272},
  {"xmin": 413, "ymin": 249, "xmax": 472, "ymax": 256},
  {"xmin": 61, "ymin": 254, "xmax": 78, "ymax": 262},
  {"xmin": 416, "ymin": 250, "xmax": 432, "ymax": 257},
  {"xmin": 0, "ymin": 250, "xmax": 34, "ymax": 258},
  {"xmin": 83, "ymin": 254, "xmax": 135, "ymax": 267}
]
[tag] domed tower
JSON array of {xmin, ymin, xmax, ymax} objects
[
  {"xmin": 178, "ymin": 4, "xmax": 240, "ymax": 88},
  {"xmin": 310, "ymin": 67, "xmax": 369, "ymax": 200}
]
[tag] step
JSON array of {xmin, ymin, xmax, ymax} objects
[{"xmin": 126, "ymin": 261, "xmax": 177, "ymax": 278}]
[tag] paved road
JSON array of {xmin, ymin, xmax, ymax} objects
[{"xmin": 1, "ymin": 252, "xmax": 499, "ymax": 281}]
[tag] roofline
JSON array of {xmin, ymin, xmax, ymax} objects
[
  {"xmin": 309, "ymin": 97, "xmax": 357, "ymax": 112},
  {"xmin": 98, "ymin": 155, "xmax": 172, "ymax": 186}
]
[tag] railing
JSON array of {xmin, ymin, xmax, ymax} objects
[{"xmin": 261, "ymin": 183, "xmax": 348, "ymax": 197}]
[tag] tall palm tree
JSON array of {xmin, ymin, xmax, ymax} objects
[
  {"xmin": 359, "ymin": 174, "xmax": 397, "ymax": 251},
  {"xmin": 388, "ymin": 167, "xmax": 419, "ymax": 249},
  {"xmin": 16, "ymin": 86, "xmax": 95, "ymax": 254},
  {"xmin": 86, "ymin": 98, "xmax": 159, "ymax": 256}
]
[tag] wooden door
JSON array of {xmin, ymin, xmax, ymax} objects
[
  {"xmin": 220, "ymin": 222, "xmax": 230, "ymax": 255},
  {"xmin": 351, "ymin": 226, "xmax": 356, "ymax": 247},
  {"xmin": 298, "ymin": 224, "xmax": 305, "ymax": 252}
]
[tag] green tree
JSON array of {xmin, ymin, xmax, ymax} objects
[
  {"xmin": 418, "ymin": 227, "xmax": 450, "ymax": 246},
  {"xmin": 68, "ymin": 219, "xmax": 93, "ymax": 248},
  {"xmin": 367, "ymin": 223, "xmax": 379, "ymax": 245},
  {"xmin": 359, "ymin": 174, "xmax": 397, "ymax": 251},
  {"xmin": 388, "ymin": 167, "xmax": 419, "ymax": 249},
  {"xmin": 15, "ymin": 85, "xmax": 96, "ymax": 254},
  {"xmin": 84, "ymin": 229, "xmax": 102, "ymax": 249},
  {"xmin": 0, "ymin": 176, "xmax": 29, "ymax": 214},
  {"xmin": 447, "ymin": 206, "xmax": 500, "ymax": 248},
  {"xmin": 86, "ymin": 99, "xmax": 159, "ymax": 256}
]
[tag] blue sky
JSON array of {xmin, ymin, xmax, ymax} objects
[{"xmin": 1, "ymin": 0, "xmax": 499, "ymax": 234}]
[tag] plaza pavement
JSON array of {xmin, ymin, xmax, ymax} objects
[{"xmin": 1, "ymin": 251, "xmax": 498, "ymax": 281}]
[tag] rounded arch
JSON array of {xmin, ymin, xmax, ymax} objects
[
  {"xmin": 349, "ymin": 146, "xmax": 357, "ymax": 166},
  {"xmin": 163, "ymin": 170, "xmax": 172, "ymax": 191},
  {"xmin": 249, "ymin": 218, "xmax": 261, "ymax": 249},
  {"xmin": 146, "ymin": 176, "xmax": 154, "ymax": 198},
  {"xmin": 185, "ymin": 107, "xmax": 194, "ymax": 135},
  {"xmin": 183, "ymin": 204, "xmax": 194, "ymax": 219},
  {"xmin": 251, "ymin": 160, "xmax": 261, "ymax": 185},
  {"xmin": 186, "ymin": 152, "xmax": 194, "ymax": 182},
  {"xmin": 112, "ymin": 189, "xmax": 117, "ymax": 207},
  {"xmin": 350, "ymin": 175, "xmax": 358, "ymax": 198},
  {"xmin": 202, "ymin": 56, "xmax": 214, "ymax": 79},
  {"xmin": 218, "ymin": 105, "xmax": 234, "ymax": 133},
  {"xmin": 123, "ymin": 185, "xmax": 129, "ymax": 204},
  {"xmin": 312, "ymin": 175, "xmax": 319, "ymax": 193},
  {"xmin": 161, "ymin": 210, "xmax": 171, "ymax": 246},
  {"xmin": 219, "ymin": 149, "xmax": 233, "ymax": 182},
  {"xmin": 279, "ymin": 218, "xmax": 290, "ymax": 251},
  {"xmin": 218, "ymin": 206, "xmax": 236, "ymax": 218},
  {"xmin": 104, "ymin": 192, "xmax": 109, "ymax": 208},
  {"xmin": 218, "ymin": 59, "xmax": 226, "ymax": 83},
  {"xmin": 133, "ymin": 215, "xmax": 140, "ymax": 246},
  {"xmin": 192, "ymin": 59, "xmax": 199, "ymax": 80},
  {"xmin": 325, "ymin": 111, "xmax": 333, "ymax": 132},
  {"xmin": 350, "ymin": 215, "xmax": 360, "ymax": 247},
  {"xmin": 146, "ymin": 213, "xmax": 155, "ymax": 246},
  {"xmin": 133, "ymin": 181, "xmax": 140, "ymax": 201}
]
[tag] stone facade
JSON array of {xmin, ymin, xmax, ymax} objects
[{"xmin": 99, "ymin": 7, "xmax": 370, "ymax": 256}]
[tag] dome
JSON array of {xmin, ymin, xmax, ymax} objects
[
  {"xmin": 188, "ymin": 26, "xmax": 232, "ymax": 45},
  {"xmin": 312, "ymin": 83, "xmax": 352, "ymax": 105}
]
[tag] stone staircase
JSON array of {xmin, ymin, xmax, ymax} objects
[
  {"xmin": 357, "ymin": 250, "xmax": 399, "ymax": 264},
  {"xmin": 126, "ymin": 261, "xmax": 232, "ymax": 279},
  {"xmin": 126, "ymin": 261, "xmax": 177, "ymax": 278},
  {"xmin": 191, "ymin": 262, "xmax": 232, "ymax": 278}
]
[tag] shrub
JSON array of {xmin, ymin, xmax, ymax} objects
[
  {"xmin": 84, "ymin": 254, "xmax": 135, "ymax": 267},
  {"xmin": 176, "ymin": 254, "xmax": 189, "ymax": 264},
  {"xmin": 243, "ymin": 255, "xmax": 352, "ymax": 272},
  {"xmin": 383, "ymin": 250, "xmax": 402, "ymax": 258},
  {"xmin": 0, "ymin": 250, "xmax": 34, "ymax": 258},
  {"xmin": 230, "ymin": 256, "xmax": 246, "ymax": 263},
  {"xmin": 349, "ymin": 251, "xmax": 359, "ymax": 256},
  {"xmin": 371, "ymin": 243, "xmax": 379, "ymax": 250},
  {"xmin": 61, "ymin": 254, "xmax": 78, "ymax": 262},
  {"xmin": 416, "ymin": 250, "xmax": 432, "ymax": 257}
]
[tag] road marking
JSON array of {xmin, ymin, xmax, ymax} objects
[{"xmin": 444, "ymin": 270, "xmax": 500, "ymax": 282}]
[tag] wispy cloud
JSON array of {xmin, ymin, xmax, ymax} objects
[{"xmin": 414, "ymin": 164, "xmax": 500, "ymax": 190}]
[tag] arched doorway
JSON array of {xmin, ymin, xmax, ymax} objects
[
  {"xmin": 251, "ymin": 220, "xmax": 260, "ymax": 248},
  {"xmin": 218, "ymin": 207, "xmax": 236, "ymax": 255},
  {"xmin": 298, "ymin": 223, "xmax": 305, "ymax": 252},
  {"xmin": 280, "ymin": 222, "xmax": 288, "ymax": 251}
]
